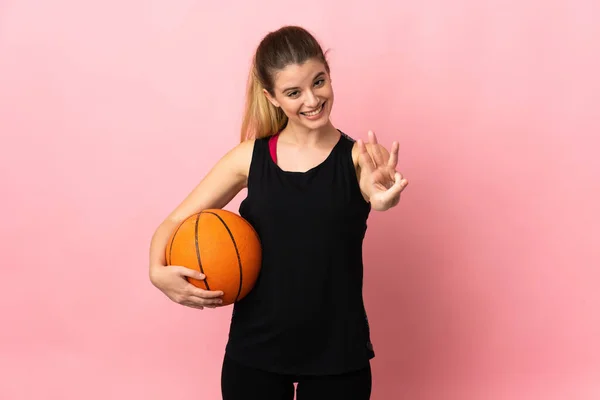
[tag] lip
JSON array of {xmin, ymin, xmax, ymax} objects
[{"xmin": 300, "ymin": 101, "xmax": 326, "ymax": 120}]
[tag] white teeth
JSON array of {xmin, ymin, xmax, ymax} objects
[{"xmin": 302, "ymin": 103, "xmax": 323, "ymax": 116}]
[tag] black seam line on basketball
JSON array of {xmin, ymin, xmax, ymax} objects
[
  {"xmin": 195, "ymin": 213, "xmax": 210, "ymax": 291},
  {"xmin": 168, "ymin": 220, "xmax": 185, "ymax": 266},
  {"xmin": 204, "ymin": 211, "xmax": 243, "ymax": 302}
]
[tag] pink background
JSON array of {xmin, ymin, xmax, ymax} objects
[{"xmin": 1, "ymin": 1, "xmax": 599, "ymax": 399}]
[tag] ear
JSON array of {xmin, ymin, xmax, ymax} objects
[{"xmin": 263, "ymin": 88, "xmax": 280, "ymax": 108}]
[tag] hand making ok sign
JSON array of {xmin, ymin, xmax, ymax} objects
[{"xmin": 356, "ymin": 130, "xmax": 409, "ymax": 211}]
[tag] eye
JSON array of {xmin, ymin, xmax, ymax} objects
[
  {"xmin": 287, "ymin": 91, "xmax": 300, "ymax": 98},
  {"xmin": 314, "ymin": 79, "xmax": 325, "ymax": 87}
]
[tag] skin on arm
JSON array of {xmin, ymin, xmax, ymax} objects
[{"xmin": 148, "ymin": 139, "xmax": 255, "ymax": 308}]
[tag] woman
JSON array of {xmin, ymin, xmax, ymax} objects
[{"xmin": 149, "ymin": 25, "xmax": 408, "ymax": 400}]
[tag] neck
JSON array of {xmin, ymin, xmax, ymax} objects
[{"xmin": 280, "ymin": 120, "xmax": 338, "ymax": 147}]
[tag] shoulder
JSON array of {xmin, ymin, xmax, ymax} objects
[
  {"xmin": 217, "ymin": 139, "xmax": 256, "ymax": 179},
  {"xmin": 337, "ymin": 130, "xmax": 362, "ymax": 167},
  {"xmin": 237, "ymin": 137, "xmax": 258, "ymax": 152},
  {"xmin": 225, "ymin": 138, "xmax": 256, "ymax": 159}
]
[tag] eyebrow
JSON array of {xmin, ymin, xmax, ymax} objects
[{"xmin": 281, "ymin": 71, "xmax": 326, "ymax": 93}]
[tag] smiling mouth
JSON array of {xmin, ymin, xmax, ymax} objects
[{"xmin": 300, "ymin": 101, "xmax": 326, "ymax": 116}]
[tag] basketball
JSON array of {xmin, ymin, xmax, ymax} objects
[{"xmin": 165, "ymin": 209, "xmax": 262, "ymax": 306}]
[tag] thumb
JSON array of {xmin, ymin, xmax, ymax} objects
[
  {"xmin": 379, "ymin": 173, "xmax": 406, "ymax": 203},
  {"xmin": 175, "ymin": 266, "xmax": 205, "ymax": 280}
]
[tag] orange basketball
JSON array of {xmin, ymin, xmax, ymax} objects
[{"xmin": 165, "ymin": 209, "xmax": 262, "ymax": 306}]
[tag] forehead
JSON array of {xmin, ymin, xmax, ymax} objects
[{"xmin": 273, "ymin": 59, "xmax": 327, "ymax": 89}]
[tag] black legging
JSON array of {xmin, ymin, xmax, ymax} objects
[{"xmin": 221, "ymin": 355, "xmax": 372, "ymax": 400}]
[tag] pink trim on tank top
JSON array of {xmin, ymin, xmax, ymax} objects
[{"xmin": 268, "ymin": 133, "xmax": 280, "ymax": 163}]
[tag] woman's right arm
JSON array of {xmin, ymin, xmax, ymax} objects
[{"xmin": 148, "ymin": 139, "xmax": 255, "ymax": 309}]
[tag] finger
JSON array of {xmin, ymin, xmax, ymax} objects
[
  {"xmin": 190, "ymin": 295, "xmax": 223, "ymax": 306},
  {"xmin": 387, "ymin": 141, "xmax": 399, "ymax": 169},
  {"xmin": 171, "ymin": 266, "xmax": 209, "ymax": 289},
  {"xmin": 180, "ymin": 300, "xmax": 204, "ymax": 310},
  {"xmin": 368, "ymin": 131, "xmax": 387, "ymax": 166},
  {"xmin": 189, "ymin": 285, "xmax": 225, "ymax": 299},
  {"xmin": 368, "ymin": 130, "xmax": 378, "ymax": 145},
  {"xmin": 357, "ymin": 139, "xmax": 375, "ymax": 172},
  {"xmin": 173, "ymin": 266, "xmax": 206, "ymax": 280},
  {"xmin": 381, "ymin": 173, "xmax": 408, "ymax": 201},
  {"xmin": 392, "ymin": 173, "xmax": 409, "ymax": 192},
  {"xmin": 181, "ymin": 294, "xmax": 222, "ymax": 308}
]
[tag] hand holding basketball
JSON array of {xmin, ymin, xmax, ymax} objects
[
  {"xmin": 357, "ymin": 130, "xmax": 408, "ymax": 211},
  {"xmin": 165, "ymin": 209, "xmax": 262, "ymax": 306},
  {"xmin": 150, "ymin": 264, "xmax": 224, "ymax": 309}
]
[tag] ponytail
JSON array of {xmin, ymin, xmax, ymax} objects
[{"xmin": 240, "ymin": 62, "xmax": 288, "ymax": 142}]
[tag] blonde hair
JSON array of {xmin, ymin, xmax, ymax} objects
[{"xmin": 240, "ymin": 26, "xmax": 330, "ymax": 142}]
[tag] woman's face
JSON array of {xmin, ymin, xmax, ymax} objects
[{"xmin": 264, "ymin": 58, "xmax": 334, "ymax": 131}]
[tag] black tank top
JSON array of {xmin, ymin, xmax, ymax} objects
[{"xmin": 225, "ymin": 130, "xmax": 375, "ymax": 375}]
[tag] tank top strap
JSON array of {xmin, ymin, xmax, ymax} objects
[
  {"xmin": 339, "ymin": 130, "xmax": 357, "ymax": 144},
  {"xmin": 340, "ymin": 130, "xmax": 356, "ymax": 148},
  {"xmin": 334, "ymin": 130, "xmax": 358, "ymax": 169}
]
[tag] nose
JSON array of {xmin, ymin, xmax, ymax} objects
[{"xmin": 304, "ymin": 90, "xmax": 320, "ymax": 108}]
